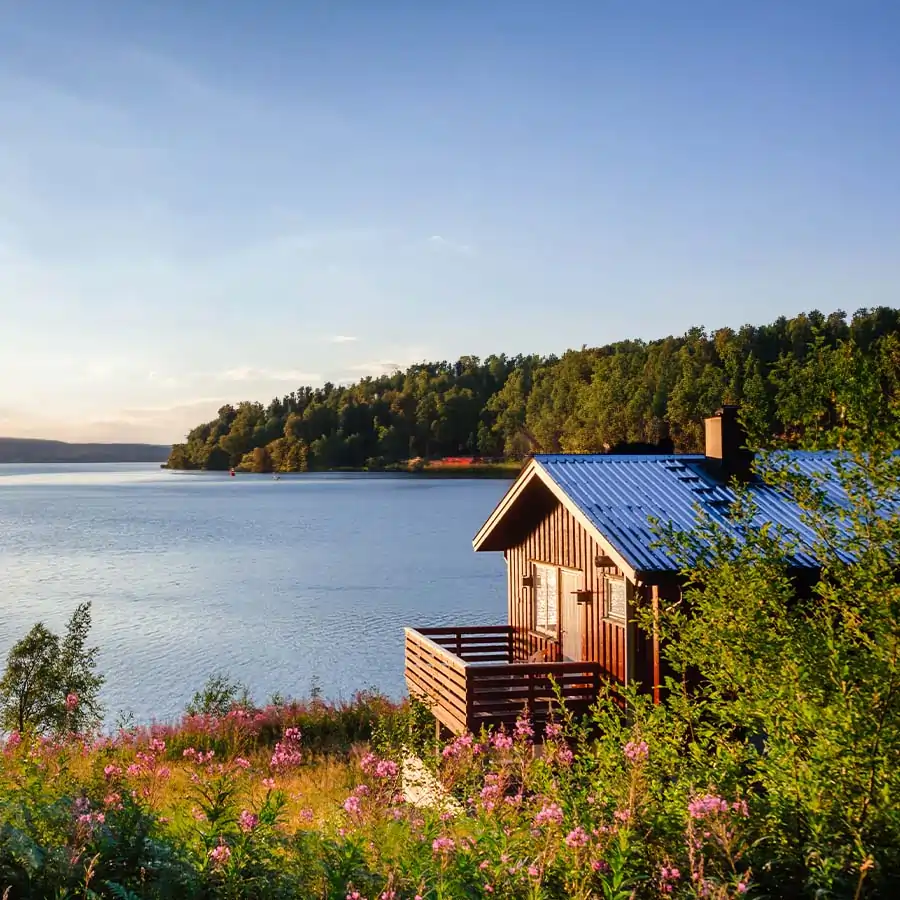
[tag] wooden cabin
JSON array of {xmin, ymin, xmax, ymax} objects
[{"xmin": 404, "ymin": 406, "xmax": 837, "ymax": 737}]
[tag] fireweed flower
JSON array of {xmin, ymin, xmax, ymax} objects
[
  {"xmin": 104, "ymin": 764, "xmax": 122, "ymax": 779},
  {"xmin": 624, "ymin": 739, "xmax": 649, "ymax": 762},
  {"xmin": 533, "ymin": 802, "xmax": 564, "ymax": 827},
  {"xmin": 490, "ymin": 731, "xmax": 513, "ymax": 751},
  {"xmin": 4, "ymin": 731, "xmax": 22, "ymax": 751},
  {"xmin": 238, "ymin": 810, "xmax": 259, "ymax": 833},
  {"xmin": 343, "ymin": 795, "xmax": 362, "ymax": 815},
  {"xmin": 442, "ymin": 733, "xmax": 475, "ymax": 758},
  {"xmin": 565, "ymin": 826, "xmax": 589, "ymax": 848},
  {"xmin": 544, "ymin": 722, "xmax": 563, "ymax": 740},
  {"xmin": 234, "ymin": 757, "xmax": 251, "ymax": 769},
  {"xmin": 375, "ymin": 759, "xmax": 399, "ymax": 778},
  {"xmin": 208, "ymin": 842, "xmax": 231, "ymax": 865},
  {"xmin": 514, "ymin": 715, "xmax": 534, "ymax": 741},
  {"xmin": 688, "ymin": 794, "xmax": 730, "ymax": 819},
  {"xmin": 270, "ymin": 728, "xmax": 303, "ymax": 770},
  {"xmin": 432, "ymin": 836, "xmax": 456, "ymax": 855}
]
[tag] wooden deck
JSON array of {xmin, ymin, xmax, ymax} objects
[{"xmin": 404, "ymin": 626, "xmax": 603, "ymax": 736}]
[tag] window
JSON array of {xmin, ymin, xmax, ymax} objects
[
  {"xmin": 533, "ymin": 563, "xmax": 559, "ymax": 636},
  {"xmin": 604, "ymin": 576, "xmax": 628, "ymax": 623}
]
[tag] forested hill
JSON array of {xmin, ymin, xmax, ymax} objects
[
  {"xmin": 0, "ymin": 439, "xmax": 170, "ymax": 464},
  {"xmin": 168, "ymin": 307, "xmax": 900, "ymax": 472}
]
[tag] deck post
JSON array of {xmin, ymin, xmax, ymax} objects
[{"xmin": 651, "ymin": 585, "xmax": 661, "ymax": 705}]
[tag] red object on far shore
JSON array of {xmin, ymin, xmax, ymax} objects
[{"xmin": 230, "ymin": 468, "xmax": 235, "ymax": 477}]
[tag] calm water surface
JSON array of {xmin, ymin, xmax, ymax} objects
[{"xmin": 0, "ymin": 465, "xmax": 508, "ymax": 723}]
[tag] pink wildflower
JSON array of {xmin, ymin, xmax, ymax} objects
[
  {"xmin": 441, "ymin": 733, "xmax": 475, "ymax": 758},
  {"xmin": 528, "ymin": 865, "xmax": 540, "ymax": 878},
  {"xmin": 208, "ymin": 842, "xmax": 231, "ymax": 865},
  {"xmin": 614, "ymin": 808, "xmax": 632, "ymax": 823},
  {"xmin": 624, "ymin": 740, "xmax": 649, "ymax": 762},
  {"xmin": 737, "ymin": 883, "xmax": 748, "ymax": 894},
  {"xmin": 238, "ymin": 810, "xmax": 259, "ymax": 833},
  {"xmin": 514, "ymin": 714, "xmax": 534, "ymax": 741},
  {"xmin": 688, "ymin": 794, "xmax": 730, "ymax": 819},
  {"xmin": 556, "ymin": 744, "xmax": 574, "ymax": 766},
  {"xmin": 592, "ymin": 859, "xmax": 610, "ymax": 873},
  {"xmin": 565, "ymin": 826, "xmax": 589, "ymax": 848},
  {"xmin": 375, "ymin": 759, "xmax": 399, "ymax": 778},
  {"xmin": 432, "ymin": 836, "xmax": 456, "ymax": 855},
  {"xmin": 490, "ymin": 731, "xmax": 513, "ymax": 750},
  {"xmin": 343, "ymin": 795, "xmax": 362, "ymax": 815},
  {"xmin": 544, "ymin": 721, "xmax": 563, "ymax": 739},
  {"xmin": 65, "ymin": 693, "xmax": 79, "ymax": 711},
  {"xmin": 148, "ymin": 738, "xmax": 166, "ymax": 753},
  {"xmin": 299, "ymin": 808, "xmax": 314, "ymax": 822},
  {"xmin": 261, "ymin": 777, "xmax": 276, "ymax": 789},
  {"xmin": 234, "ymin": 757, "xmax": 251, "ymax": 769},
  {"xmin": 104, "ymin": 764, "xmax": 122, "ymax": 779},
  {"xmin": 533, "ymin": 802, "xmax": 564, "ymax": 827}
]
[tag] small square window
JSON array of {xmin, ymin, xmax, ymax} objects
[{"xmin": 604, "ymin": 576, "xmax": 628, "ymax": 623}]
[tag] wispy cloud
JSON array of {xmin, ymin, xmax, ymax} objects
[
  {"xmin": 219, "ymin": 367, "xmax": 320, "ymax": 383},
  {"xmin": 428, "ymin": 234, "xmax": 474, "ymax": 255},
  {"xmin": 328, "ymin": 334, "xmax": 358, "ymax": 343},
  {"xmin": 346, "ymin": 360, "xmax": 405, "ymax": 376}
]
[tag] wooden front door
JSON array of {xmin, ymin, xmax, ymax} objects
[{"xmin": 560, "ymin": 568, "xmax": 584, "ymax": 661}]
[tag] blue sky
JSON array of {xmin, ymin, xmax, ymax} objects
[{"xmin": 0, "ymin": 1, "xmax": 897, "ymax": 443}]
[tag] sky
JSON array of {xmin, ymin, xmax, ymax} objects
[{"xmin": 0, "ymin": 1, "xmax": 898, "ymax": 444}]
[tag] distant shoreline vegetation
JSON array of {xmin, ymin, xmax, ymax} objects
[
  {"xmin": 163, "ymin": 459, "xmax": 523, "ymax": 479},
  {"xmin": 166, "ymin": 307, "xmax": 900, "ymax": 473}
]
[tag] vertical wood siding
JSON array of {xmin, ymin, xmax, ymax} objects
[{"xmin": 506, "ymin": 499, "xmax": 628, "ymax": 685}]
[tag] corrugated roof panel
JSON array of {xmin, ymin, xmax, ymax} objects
[{"xmin": 534, "ymin": 451, "xmax": 857, "ymax": 574}]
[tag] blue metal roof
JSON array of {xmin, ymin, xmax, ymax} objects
[{"xmin": 534, "ymin": 451, "xmax": 854, "ymax": 574}]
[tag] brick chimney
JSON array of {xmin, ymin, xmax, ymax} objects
[{"xmin": 704, "ymin": 405, "xmax": 753, "ymax": 482}]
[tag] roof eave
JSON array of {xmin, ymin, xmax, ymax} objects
[{"xmin": 472, "ymin": 459, "xmax": 542, "ymax": 552}]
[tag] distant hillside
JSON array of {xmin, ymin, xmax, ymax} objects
[
  {"xmin": 168, "ymin": 306, "xmax": 900, "ymax": 473},
  {"xmin": 0, "ymin": 438, "xmax": 171, "ymax": 464}
]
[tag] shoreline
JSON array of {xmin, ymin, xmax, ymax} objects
[{"xmin": 162, "ymin": 463, "xmax": 523, "ymax": 479}]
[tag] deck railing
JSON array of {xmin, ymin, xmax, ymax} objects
[{"xmin": 404, "ymin": 626, "xmax": 603, "ymax": 736}]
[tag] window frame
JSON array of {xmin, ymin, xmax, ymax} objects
[
  {"xmin": 531, "ymin": 561, "xmax": 560, "ymax": 638},
  {"xmin": 603, "ymin": 574, "xmax": 628, "ymax": 624}
]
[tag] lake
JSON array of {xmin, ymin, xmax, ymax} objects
[{"xmin": 0, "ymin": 464, "xmax": 509, "ymax": 724}]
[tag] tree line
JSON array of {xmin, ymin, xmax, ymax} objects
[{"xmin": 167, "ymin": 306, "xmax": 900, "ymax": 472}]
